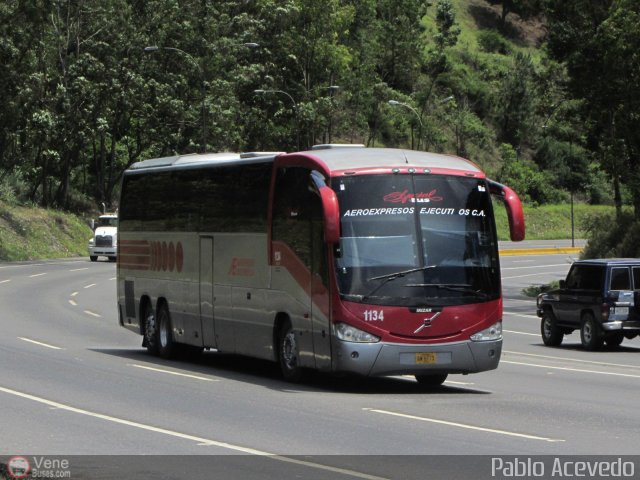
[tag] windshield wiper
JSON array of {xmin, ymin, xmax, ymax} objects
[
  {"xmin": 367, "ymin": 265, "xmax": 436, "ymax": 282},
  {"xmin": 406, "ymin": 283, "xmax": 489, "ymax": 298},
  {"xmin": 361, "ymin": 265, "xmax": 436, "ymax": 301}
]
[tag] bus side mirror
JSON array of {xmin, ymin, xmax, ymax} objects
[
  {"xmin": 489, "ymin": 181, "xmax": 525, "ymax": 242},
  {"xmin": 319, "ymin": 186, "xmax": 340, "ymax": 244}
]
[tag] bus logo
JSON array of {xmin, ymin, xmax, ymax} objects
[
  {"xmin": 414, "ymin": 312, "xmax": 441, "ymax": 334},
  {"xmin": 383, "ymin": 189, "xmax": 443, "ymax": 204},
  {"xmin": 7, "ymin": 456, "xmax": 31, "ymax": 479},
  {"xmin": 229, "ymin": 257, "xmax": 256, "ymax": 277}
]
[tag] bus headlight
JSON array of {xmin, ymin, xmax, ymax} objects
[
  {"xmin": 470, "ymin": 322, "xmax": 502, "ymax": 342},
  {"xmin": 334, "ymin": 322, "xmax": 380, "ymax": 343}
]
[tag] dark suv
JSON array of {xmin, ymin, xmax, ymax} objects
[{"xmin": 537, "ymin": 259, "xmax": 640, "ymax": 350}]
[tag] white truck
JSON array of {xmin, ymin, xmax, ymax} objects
[{"xmin": 88, "ymin": 213, "xmax": 118, "ymax": 262}]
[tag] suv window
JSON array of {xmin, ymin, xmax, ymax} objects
[
  {"xmin": 609, "ymin": 267, "xmax": 631, "ymax": 291},
  {"xmin": 633, "ymin": 267, "xmax": 640, "ymax": 290},
  {"xmin": 565, "ymin": 264, "xmax": 605, "ymax": 290}
]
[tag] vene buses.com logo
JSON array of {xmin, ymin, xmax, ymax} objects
[
  {"xmin": 7, "ymin": 456, "xmax": 31, "ymax": 479},
  {"xmin": 383, "ymin": 189, "xmax": 443, "ymax": 204}
]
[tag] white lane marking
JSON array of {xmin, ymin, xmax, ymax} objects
[
  {"xmin": 18, "ymin": 337, "xmax": 63, "ymax": 350},
  {"xmin": 503, "ymin": 273, "xmax": 565, "ymax": 280},
  {"xmin": 110, "ymin": 277, "xmax": 116, "ymax": 281},
  {"xmin": 0, "ymin": 385, "xmax": 387, "ymax": 480},
  {"xmin": 70, "ymin": 291, "xmax": 78, "ymax": 297},
  {"xmin": 29, "ymin": 273, "xmax": 47, "ymax": 278},
  {"xmin": 504, "ymin": 312, "xmax": 539, "ymax": 319},
  {"xmin": 0, "ymin": 279, "xmax": 10, "ymax": 284},
  {"xmin": 502, "ymin": 361, "xmax": 640, "ymax": 378},
  {"xmin": 69, "ymin": 300, "xmax": 77, "ymax": 306},
  {"xmin": 84, "ymin": 310, "xmax": 101, "ymax": 318},
  {"xmin": 128, "ymin": 364, "xmax": 219, "ymax": 382},
  {"xmin": 84, "ymin": 283, "xmax": 96, "ymax": 289},
  {"xmin": 363, "ymin": 408, "xmax": 564, "ymax": 443},
  {"xmin": 504, "ymin": 329, "xmax": 538, "ymax": 337},
  {"xmin": 69, "ymin": 268, "xmax": 89, "ymax": 272},
  {"xmin": 501, "ymin": 264, "xmax": 569, "ymax": 271},
  {"xmin": 504, "ymin": 351, "xmax": 640, "ymax": 370}
]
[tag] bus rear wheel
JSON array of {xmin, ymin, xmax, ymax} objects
[
  {"xmin": 143, "ymin": 303, "xmax": 159, "ymax": 355},
  {"xmin": 415, "ymin": 373, "xmax": 448, "ymax": 388},
  {"xmin": 156, "ymin": 303, "xmax": 176, "ymax": 359},
  {"xmin": 278, "ymin": 321, "xmax": 304, "ymax": 383}
]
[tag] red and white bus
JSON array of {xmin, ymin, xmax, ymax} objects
[{"xmin": 117, "ymin": 146, "xmax": 525, "ymax": 385}]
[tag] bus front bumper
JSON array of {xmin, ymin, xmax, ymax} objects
[{"xmin": 331, "ymin": 337, "xmax": 502, "ymax": 377}]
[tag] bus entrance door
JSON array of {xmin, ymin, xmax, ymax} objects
[{"xmin": 199, "ymin": 236, "xmax": 217, "ymax": 348}]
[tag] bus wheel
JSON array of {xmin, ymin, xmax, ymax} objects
[
  {"xmin": 415, "ymin": 373, "xmax": 448, "ymax": 388},
  {"xmin": 156, "ymin": 303, "xmax": 176, "ymax": 359},
  {"xmin": 278, "ymin": 321, "xmax": 304, "ymax": 382},
  {"xmin": 143, "ymin": 303, "xmax": 159, "ymax": 355},
  {"xmin": 90, "ymin": 256, "xmax": 98, "ymax": 262}
]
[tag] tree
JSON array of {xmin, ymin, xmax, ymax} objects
[
  {"xmin": 495, "ymin": 52, "xmax": 537, "ymax": 149},
  {"xmin": 545, "ymin": 0, "xmax": 640, "ymax": 219}
]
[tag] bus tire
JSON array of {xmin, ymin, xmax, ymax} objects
[
  {"xmin": 142, "ymin": 302, "xmax": 159, "ymax": 355},
  {"xmin": 278, "ymin": 320, "xmax": 304, "ymax": 382},
  {"xmin": 90, "ymin": 256, "xmax": 98, "ymax": 262},
  {"xmin": 415, "ymin": 373, "xmax": 448, "ymax": 388},
  {"xmin": 580, "ymin": 313, "xmax": 603, "ymax": 351},
  {"xmin": 156, "ymin": 302, "xmax": 176, "ymax": 359}
]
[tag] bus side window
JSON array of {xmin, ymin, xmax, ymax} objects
[{"xmin": 272, "ymin": 167, "xmax": 314, "ymax": 269}]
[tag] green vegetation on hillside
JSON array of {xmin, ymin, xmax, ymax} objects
[
  {"xmin": 494, "ymin": 203, "xmax": 629, "ymax": 241},
  {"xmin": 0, "ymin": 202, "xmax": 91, "ymax": 261}
]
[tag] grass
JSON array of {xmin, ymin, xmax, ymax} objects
[
  {"xmin": 0, "ymin": 201, "xmax": 92, "ymax": 261},
  {"xmin": 494, "ymin": 202, "xmax": 622, "ymax": 241}
]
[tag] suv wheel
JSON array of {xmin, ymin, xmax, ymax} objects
[
  {"xmin": 580, "ymin": 313, "xmax": 604, "ymax": 351},
  {"xmin": 541, "ymin": 311, "xmax": 564, "ymax": 347}
]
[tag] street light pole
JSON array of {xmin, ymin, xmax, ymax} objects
[
  {"xmin": 324, "ymin": 85, "xmax": 340, "ymax": 144},
  {"xmin": 254, "ymin": 89, "xmax": 299, "ymax": 149},
  {"xmin": 388, "ymin": 100, "xmax": 423, "ymax": 150}
]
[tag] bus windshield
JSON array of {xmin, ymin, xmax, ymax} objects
[{"xmin": 333, "ymin": 174, "xmax": 500, "ymax": 307}]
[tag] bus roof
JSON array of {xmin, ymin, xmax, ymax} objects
[
  {"xmin": 126, "ymin": 146, "xmax": 483, "ymax": 177},
  {"xmin": 292, "ymin": 146, "xmax": 484, "ymax": 176},
  {"xmin": 127, "ymin": 152, "xmax": 282, "ymax": 171}
]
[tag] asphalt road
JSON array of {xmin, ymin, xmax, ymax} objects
[{"xmin": 0, "ymin": 250, "xmax": 639, "ymax": 479}]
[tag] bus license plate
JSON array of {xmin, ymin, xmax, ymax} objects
[{"xmin": 415, "ymin": 352, "xmax": 437, "ymax": 364}]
